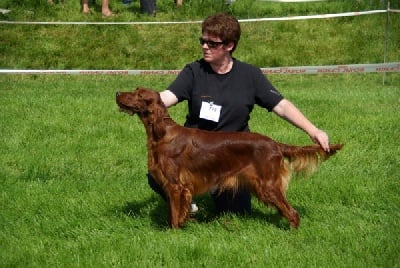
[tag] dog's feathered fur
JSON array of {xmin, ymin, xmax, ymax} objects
[{"xmin": 116, "ymin": 87, "xmax": 343, "ymax": 229}]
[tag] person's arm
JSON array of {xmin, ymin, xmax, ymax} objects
[
  {"xmin": 272, "ymin": 99, "xmax": 330, "ymax": 152},
  {"xmin": 160, "ymin": 90, "xmax": 179, "ymax": 108}
]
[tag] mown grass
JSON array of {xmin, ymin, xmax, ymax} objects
[
  {"xmin": 1, "ymin": 73, "xmax": 399, "ymax": 267},
  {"xmin": 1, "ymin": 0, "xmax": 400, "ymax": 267},
  {"xmin": 0, "ymin": 0, "xmax": 399, "ymax": 69}
]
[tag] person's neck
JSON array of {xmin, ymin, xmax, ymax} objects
[{"xmin": 210, "ymin": 57, "xmax": 233, "ymax": 74}]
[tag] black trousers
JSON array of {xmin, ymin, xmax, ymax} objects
[
  {"xmin": 140, "ymin": 0, "xmax": 156, "ymax": 15},
  {"xmin": 147, "ymin": 173, "xmax": 251, "ymax": 215}
]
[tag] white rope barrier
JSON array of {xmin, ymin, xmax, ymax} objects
[
  {"xmin": 1, "ymin": 63, "xmax": 398, "ymax": 75},
  {"xmin": 0, "ymin": 9, "xmax": 397, "ymax": 25},
  {"xmin": 240, "ymin": 9, "xmax": 387, "ymax": 22}
]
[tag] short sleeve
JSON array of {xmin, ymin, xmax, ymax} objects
[
  {"xmin": 253, "ymin": 68, "xmax": 284, "ymax": 111},
  {"xmin": 167, "ymin": 63, "xmax": 196, "ymax": 102}
]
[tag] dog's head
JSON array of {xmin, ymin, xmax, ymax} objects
[
  {"xmin": 116, "ymin": 87, "xmax": 171, "ymax": 139},
  {"xmin": 116, "ymin": 87, "xmax": 161, "ymax": 116}
]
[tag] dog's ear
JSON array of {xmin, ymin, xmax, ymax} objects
[
  {"xmin": 136, "ymin": 88, "xmax": 156, "ymax": 107},
  {"xmin": 131, "ymin": 88, "xmax": 152, "ymax": 112},
  {"xmin": 151, "ymin": 94, "xmax": 168, "ymax": 139},
  {"xmin": 152, "ymin": 106, "xmax": 166, "ymax": 139},
  {"xmin": 136, "ymin": 88, "xmax": 167, "ymax": 139}
]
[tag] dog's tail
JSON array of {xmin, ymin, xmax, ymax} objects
[{"xmin": 280, "ymin": 143, "xmax": 343, "ymax": 176}]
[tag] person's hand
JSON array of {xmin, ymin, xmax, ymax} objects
[{"xmin": 310, "ymin": 129, "xmax": 330, "ymax": 152}]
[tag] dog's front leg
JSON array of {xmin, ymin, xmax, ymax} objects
[
  {"xmin": 178, "ymin": 188, "xmax": 192, "ymax": 226},
  {"xmin": 167, "ymin": 184, "xmax": 182, "ymax": 229}
]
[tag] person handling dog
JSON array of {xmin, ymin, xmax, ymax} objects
[{"xmin": 147, "ymin": 13, "xmax": 330, "ymax": 215}]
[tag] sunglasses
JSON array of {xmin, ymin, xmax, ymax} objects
[{"xmin": 199, "ymin": 37, "xmax": 225, "ymax": 48}]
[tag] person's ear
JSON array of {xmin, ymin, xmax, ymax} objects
[{"xmin": 224, "ymin": 41, "xmax": 235, "ymax": 52}]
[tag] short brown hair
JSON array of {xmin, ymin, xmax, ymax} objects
[{"xmin": 202, "ymin": 13, "xmax": 241, "ymax": 53}]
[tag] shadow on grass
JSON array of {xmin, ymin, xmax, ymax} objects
[
  {"xmin": 116, "ymin": 194, "xmax": 308, "ymax": 231},
  {"xmin": 118, "ymin": 194, "xmax": 217, "ymax": 230},
  {"xmin": 251, "ymin": 205, "xmax": 308, "ymax": 231}
]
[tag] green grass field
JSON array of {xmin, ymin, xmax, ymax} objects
[
  {"xmin": 1, "ymin": 0, "xmax": 400, "ymax": 267},
  {"xmin": 1, "ymin": 0, "xmax": 400, "ymax": 70},
  {"xmin": 1, "ymin": 74, "xmax": 399, "ymax": 267}
]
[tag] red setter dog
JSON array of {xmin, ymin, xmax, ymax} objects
[{"xmin": 116, "ymin": 87, "xmax": 343, "ymax": 229}]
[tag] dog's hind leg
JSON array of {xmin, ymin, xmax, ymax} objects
[
  {"xmin": 271, "ymin": 190, "xmax": 300, "ymax": 228},
  {"xmin": 253, "ymin": 180, "xmax": 300, "ymax": 228}
]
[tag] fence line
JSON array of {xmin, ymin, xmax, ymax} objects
[
  {"xmin": 0, "ymin": 9, "xmax": 398, "ymax": 25},
  {"xmin": 1, "ymin": 63, "xmax": 399, "ymax": 75},
  {"xmin": 1, "ymin": 7, "xmax": 399, "ymax": 80}
]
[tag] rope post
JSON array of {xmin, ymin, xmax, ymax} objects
[{"xmin": 383, "ymin": 1, "xmax": 390, "ymax": 85}]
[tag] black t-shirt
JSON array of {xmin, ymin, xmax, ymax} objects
[{"xmin": 168, "ymin": 58, "xmax": 284, "ymax": 132}]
